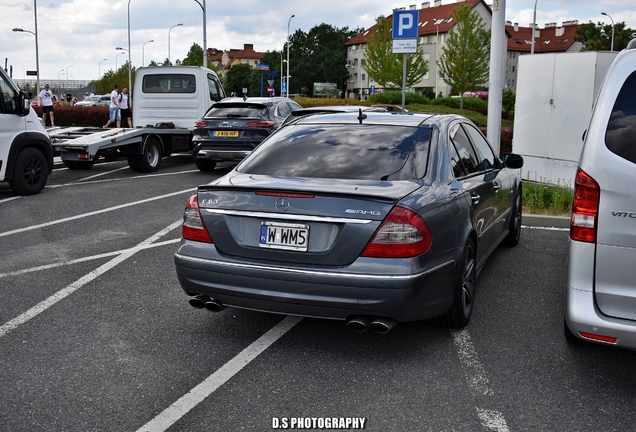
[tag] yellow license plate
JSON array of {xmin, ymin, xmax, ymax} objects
[{"xmin": 215, "ymin": 130, "xmax": 239, "ymax": 137}]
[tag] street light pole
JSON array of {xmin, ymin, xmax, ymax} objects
[
  {"xmin": 435, "ymin": 21, "xmax": 440, "ymax": 97},
  {"xmin": 193, "ymin": 0, "xmax": 207, "ymax": 68},
  {"xmin": 65, "ymin": 64, "xmax": 73, "ymax": 95},
  {"xmin": 57, "ymin": 69, "xmax": 64, "ymax": 80},
  {"xmin": 142, "ymin": 40, "xmax": 154, "ymax": 67},
  {"xmin": 168, "ymin": 23, "xmax": 183, "ymax": 65},
  {"xmin": 12, "ymin": 0, "xmax": 40, "ymax": 93},
  {"xmin": 127, "ymin": 0, "xmax": 132, "ymax": 99},
  {"xmin": 116, "ymin": 51, "xmax": 126, "ymax": 71},
  {"xmin": 601, "ymin": 12, "xmax": 615, "ymax": 51},
  {"xmin": 531, "ymin": 0, "xmax": 538, "ymax": 54},
  {"xmin": 99, "ymin": 58, "xmax": 107, "ymax": 78},
  {"xmin": 286, "ymin": 14, "xmax": 295, "ymax": 97}
]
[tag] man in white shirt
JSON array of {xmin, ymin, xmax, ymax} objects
[
  {"xmin": 103, "ymin": 84, "xmax": 121, "ymax": 128},
  {"xmin": 38, "ymin": 83, "xmax": 55, "ymax": 127}
]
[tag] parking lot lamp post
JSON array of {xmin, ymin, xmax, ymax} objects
[
  {"xmin": 127, "ymin": 0, "xmax": 132, "ymax": 100},
  {"xmin": 142, "ymin": 40, "xmax": 154, "ymax": 67},
  {"xmin": 12, "ymin": 20, "xmax": 40, "ymax": 92},
  {"xmin": 116, "ymin": 51, "xmax": 126, "ymax": 72},
  {"xmin": 192, "ymin": 0, "xmax": 207, "ymax": 68},
  {"xmin": 531, "ymin": 0, "xmax": 537, "ymax": 54},
  {"xmin": 601, "ymin": 12, "xmax": 615, "ymax": 51},
  {"xmin": 65, "ymin": 64, "xmax": 73, "ymax": 95},
  {"xmin": 168, "ymin": 23, "xmax": 183, "ymax": 65},
  {"xmin": 286, "ymin": 14, "xmax": 295, "ymax": 97},
  {"xmin": 99, "ymin": 58, "xmax": 107, "ymax": 79},
  {"xmin": 57, "ymin": 69, "xmax": 64, "ymax": 80}
]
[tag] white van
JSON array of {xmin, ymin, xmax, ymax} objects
[
  {"xmin": 0, "ymin": 69, "xmax": 53, "ymax": 195},
  {"xmin": 133, "ymin": 66, "xmax": 226, "ymax": 129}
]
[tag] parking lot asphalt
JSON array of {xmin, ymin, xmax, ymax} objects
[{"xmin": 3, "ymin": 157, "xmax": 632, "ymax": 432}]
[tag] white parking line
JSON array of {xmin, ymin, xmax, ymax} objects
[
  {"xmin": 0, "ymin": 196, "xmax": 22, "ymax": 204},
  {"xmin": 75, "ymin": 165, "xmax": 130, "ymax": 181},
  {"xmin": 0, "ymin": 188, "xmax": 193, "ymax": 238},
  {"xmin": 451, "ymin": 329, "xmax": 494, "ymax": 396},
  {"xmin": 0, "ymin": 220, "xmax": 182, "ymax": 339},
  {"xmin": 46, "ymin": 170, "xmax": 200, "ymax": 189},
  {"xmin": 137, "ymin": 315, "xmax": 303, "ymax": 432},
  {"xmin": 522, "ymin": 225, "xmax": 569, "ymax": 232},
  {"xmin": 0, "ymin": 238, "xmax": 180, "ymax": 279},
  {"xmin": 476, "ymin": 408, "xmax": 510, "ymax": 432}
]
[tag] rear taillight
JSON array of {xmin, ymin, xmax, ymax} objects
[
  {"xmin": 245, "ymin": 120, "xmax": 275, "ymax": 128},
  {"xmin": 182, "ymin": 194, "xmax": 213, "ymax": 243},
  {"xmin": 579, "ymin": 332, "xmax": 617, "ymax": 344},
  {"xmin": 570, "ymin": 168, "xmax": 600, "ymax": 243},
  {"xmin": 194, "ymin": 121, "xmax": 207, "ymax": 127},
  {"xmin": 361, "ymin": 206, "xmax": 432, "ymax": 258}
]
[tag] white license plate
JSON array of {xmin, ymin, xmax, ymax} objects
[{"xmin": 259, "ymin": 221, "xmax": 309, "ymax": 251}]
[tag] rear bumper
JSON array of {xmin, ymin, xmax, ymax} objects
[
  {"xmin": 565, "ymin": 286, "xmax": 636, "ymax": 350},
  {"xmin": 174, "ymin": 243, "xmax": 458, "ymax": 322},
  {"xmin": 195, "ymin": 148, "xmax": 251, "ymax": 162}
]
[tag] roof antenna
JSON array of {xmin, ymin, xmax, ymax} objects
[{"xmin": 357, "ymin": 108, "xmax": 367, "ymax": 124}]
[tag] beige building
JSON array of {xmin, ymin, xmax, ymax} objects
[
  {"xmin": 344, "ymin": 0, "xmax": 583, "ymax": 99},
  {"xmin": 206, "ymin": 44, "xmax": 265, "ymax": 77}
]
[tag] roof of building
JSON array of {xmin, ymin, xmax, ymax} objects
[
  {"xmin": 506, "ymin": 21, "xmax": 582, "ymax": 53},
  {"xmin": 345, "ymin": 0, "xmax": 486, "ymax": 46},
  {"xmin": 223, "ymin": 44, "xmax": 265, "ymax": 69}
]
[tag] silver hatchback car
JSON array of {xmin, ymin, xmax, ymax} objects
[{"xmin": 565, "ymin": 40, "xmax": 636, "ymax": 349}]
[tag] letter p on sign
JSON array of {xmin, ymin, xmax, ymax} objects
[{"xmin": 393, "ymin": 10, "xmax": 419, "ymax": 39}]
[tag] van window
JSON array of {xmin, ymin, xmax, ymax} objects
[
  {"xmin": 207, "ymin": 74, "xmax": 223, "ymax": 102},
  {"xmin": 142, "ymin": 74, "xmax": 196, "ymax": 94},
  {"xmin": 606, "ymin": 71, "xmax": 636, "ymax": 164},
  {"xmin": 0, "ymin": 73, "xmax": 17, "ymax": 114}
]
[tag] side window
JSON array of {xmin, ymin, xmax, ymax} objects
[
  {"xmin": 0, "ymin": 74, "xmax": 17, "ymax": 115},
  {"xmin": 606, "ymin": 71, "xmax": 636, "ymax": 164},
  {"xmin": 450, "ymin": 123, "xmax": 479, "ymax": 174},
  {"xmin": 276, "ymin": 103, "xmax": 291, "ymax": 118},
  {"xmin": 449, "ymin": 140, "xmax": 465, "ymax": 178},
  {"xmin": 207, "ymin": 74, "xmax": 223, "ymax": 102},
  {"xmin": 464, "ymin": 123, "xmax": 496, "ymax": 171},
  {"xmin": 289, "ymin": 101, "xmax": 302, "ymax": 111}
]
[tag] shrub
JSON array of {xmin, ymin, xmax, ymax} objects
[
  {"xmin": 522, "ymin": 181, "xmax": 573, "ymax": 216},
  {"xmin": 369, "ymin": 91, "xmax": 430, "ymax": 105},
  {"xmin": 430, "ymin": 96, "xmax": 487, "ymax": 109},
  {"xmin": 33, "ymin": 105, "xmax": 109, "ymax": 127}
]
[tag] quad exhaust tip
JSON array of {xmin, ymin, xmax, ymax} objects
[{"xmin": 188, "ymin": 295, "xmax": 226, "ymax": 312}]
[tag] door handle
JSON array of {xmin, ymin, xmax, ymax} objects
[
  {"xmin": 493, "ymin": 183, "xmax": 501, "ymax": 193},
  {"xmin": 470, "ymin": 192, "xmax": 480, "ymax": 205}
]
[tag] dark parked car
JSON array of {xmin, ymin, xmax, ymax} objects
[
  {"xmin": 174, "ymin": 111, "xmax": 524, "ymax": 333},
  {"xmin": 191, "ymin": 96, "xmax": 302, "ymax": 171}
]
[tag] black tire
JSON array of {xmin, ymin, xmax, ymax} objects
[
  {"xmin": 504, "ymin": 189, "xmax": 522, "ymax": 247},
  {"xmin": 136, "ymin": 138, "xmax": 162, "ymax": 172},
  {"xmin": 195, "ymin": 159, "xmax": 217, "ymax": 172},
  {"xmin": 564, "ymin": 318, "xmax": 586, "ymax": 346},
  {"xmin": 62, "ymin": 160, "xmax": 77, "ymax": 169},
  {"xmin": 437, "ymin": 239, "xmax": 477, "ymax": 328},
  {"xmin": 72, "ymin": 161, "xmax": 94, "ymax": 170},
  {"xmin": 126, "ymin": 155, "xmax": 143, "ymax": 172},
  {"xmin": 9, "ymin": 148, "xmax": 49, "ymax": 195}
]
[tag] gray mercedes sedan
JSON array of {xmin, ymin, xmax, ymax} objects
[{"xmin": 174, "ymin": 111, "xmax": 524, "ymax": 333}]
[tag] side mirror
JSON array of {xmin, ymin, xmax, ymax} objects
[
  {"xmin": 18, "ymin": 91, "xmax": 31, "ymax": 116},
  {"xmin": 503, "ymin": 153, "xmax": 524, "ymax": 169}
]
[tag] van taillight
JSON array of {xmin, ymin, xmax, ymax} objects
[
  {"xmin": 570, "ymin": 168, "xmax": 600, "ymax": 243},
  {"xmin": 182, "ymin": 194, "xmax": 213, "ymax": 243}
]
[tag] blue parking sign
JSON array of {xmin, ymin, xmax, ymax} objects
[{"xmin": 392, "ymin": 10, "xmax": 419, "ymax": 39}]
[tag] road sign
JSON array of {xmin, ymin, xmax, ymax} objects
[
  {"xmin": 256, "ymin": 64, "xmax": 270, "ymax": 71},
  {"xmin": 267, "ymin": 86, "xmax": 274, "ymax": 94},
  {"xmin": 370, "ymin": 85, "xmax": 376, "ymax": 94},
  {"xmin": 26, "ymin": 70, "xmax": 37, "ymax": 76},
  {"xmin": 392, "ymin": 10, "xmax": 419, "ymax": 39},
  {"xmin": 393, "ymin": 39, "xmax": 418, "ymax": 54},
  {"xmin": 282, "ymin": 82, "xmax": 287, "ymax": 93},
  {"xmin": 267, "ymin": 80, "xmax": 274, "ymax": 86}
]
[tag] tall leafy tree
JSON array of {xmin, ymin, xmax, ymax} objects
[
  {"xmin": 576, "ymin": 21, "xmax": 635, "ymax": 51},
  {"xmin": 224, "ymin": 63, "xmax": 257, "ymax": 96},
  {"xmin": 181, "ymin": 43, "xmax": 204, "ymax": 66},
  {"xmin": 438, "ymin": 4, "xmax": 490, "ymax": 109},
  {"xmin": 364, "ymin": 16, "xmax": 429, "ymax": 89},
  {"xmin": 288, "ymin": 24, "xmax": 362, "ymax": 96}
]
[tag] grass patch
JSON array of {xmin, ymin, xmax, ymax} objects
[{"xmin": 522, "ymin": 181, "xmax": 572, "ymax": 216}]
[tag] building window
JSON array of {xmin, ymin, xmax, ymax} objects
[
  {"xmin": 361, "ymin": 74, "xmax": 366, "ymax": 82},
  {"xmin": 361, "ymin": 59, "xmax": 366, "ymax": 66}
]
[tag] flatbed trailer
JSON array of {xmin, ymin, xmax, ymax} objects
[{"xmin": 49, "ymin": 125, "xmax": 192, "ymax": 172}]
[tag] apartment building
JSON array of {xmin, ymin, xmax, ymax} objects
[{"xmin": 206, "ymin": 44, "xmax": 265, "ymax": 76}]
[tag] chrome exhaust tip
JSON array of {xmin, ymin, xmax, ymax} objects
[
  {"xmin": 369, "ymin": 318, "xmax": 397, "ymax": 334},
  {"xmin": 346, "ymin": 316, "xmax": 370, "ymax": 333},
  {"xmin": 188, "ymin": 294, "xmax": 210, "ymax": 309},
  {"xmin": 204, "ymin": 298, "xmax": 226, "ymax": 313}
]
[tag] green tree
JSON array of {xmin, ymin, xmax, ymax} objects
[
  {"xmin": 224, "ymin": 63, "xmax": 257, "ymax": 96},
  {"xmin": 364, "ymin": 16, "xmax": 429, "ymax": 89},
  {"xmin": 576, "ymin": 21, "xmax": 635, "ymax": 51},
  {"xmin": 438, "ymin": 4, "xmax": 490, "ymax": 109},
  {"xmin": 181, "ymin": 43, "xmax": 204, "ymax": 66},
  {"xmin": 96, "ymin": 61, "xmax": 136, "ymax": 95},
  {"xmin": 288, "ymin": 24, "xmax": 362, "ymax": 96}
]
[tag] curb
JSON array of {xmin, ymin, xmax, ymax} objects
[{"xmin": 522, "ymin": 214, "xmax": 569, "ymax": 228}]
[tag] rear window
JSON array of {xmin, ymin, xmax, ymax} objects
[
  {"xmin": 238, "ymin": 124, "xmax": 431, "ymax": 180},
  {"xmin": 205, "ymin": 104, "xmax": 267, "ymax": 119},
  {"xmin": 142, "ymin": 74, "xmax": 196, "ymax": 94},
  {"xmin": 606, "ymin": 71, "xmax": 636, "ymax": 164}
]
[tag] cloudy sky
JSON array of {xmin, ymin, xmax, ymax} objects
[{"xmin": 3, "ymin": 0, "xmax": 636, "ymax": 82}]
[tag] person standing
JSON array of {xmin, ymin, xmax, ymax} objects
[
  {"xmin": 38, "ymin": 83, "xmax": 55, "ymax": 127},
  {"xmin": 119, "ymin": 87, "xmax": 132, "ymax": 128},
  {"xmin": 103, "ymin": 84, "xmax": 121, "ymax": 128}
]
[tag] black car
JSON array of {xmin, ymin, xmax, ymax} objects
[
  {"xmin": 192, "ymin": 97, "xmax": 302, "ymax": 171},
  {"xmin": 175, "ymin": 111, "xmax": 524, "ymax": 333}
]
